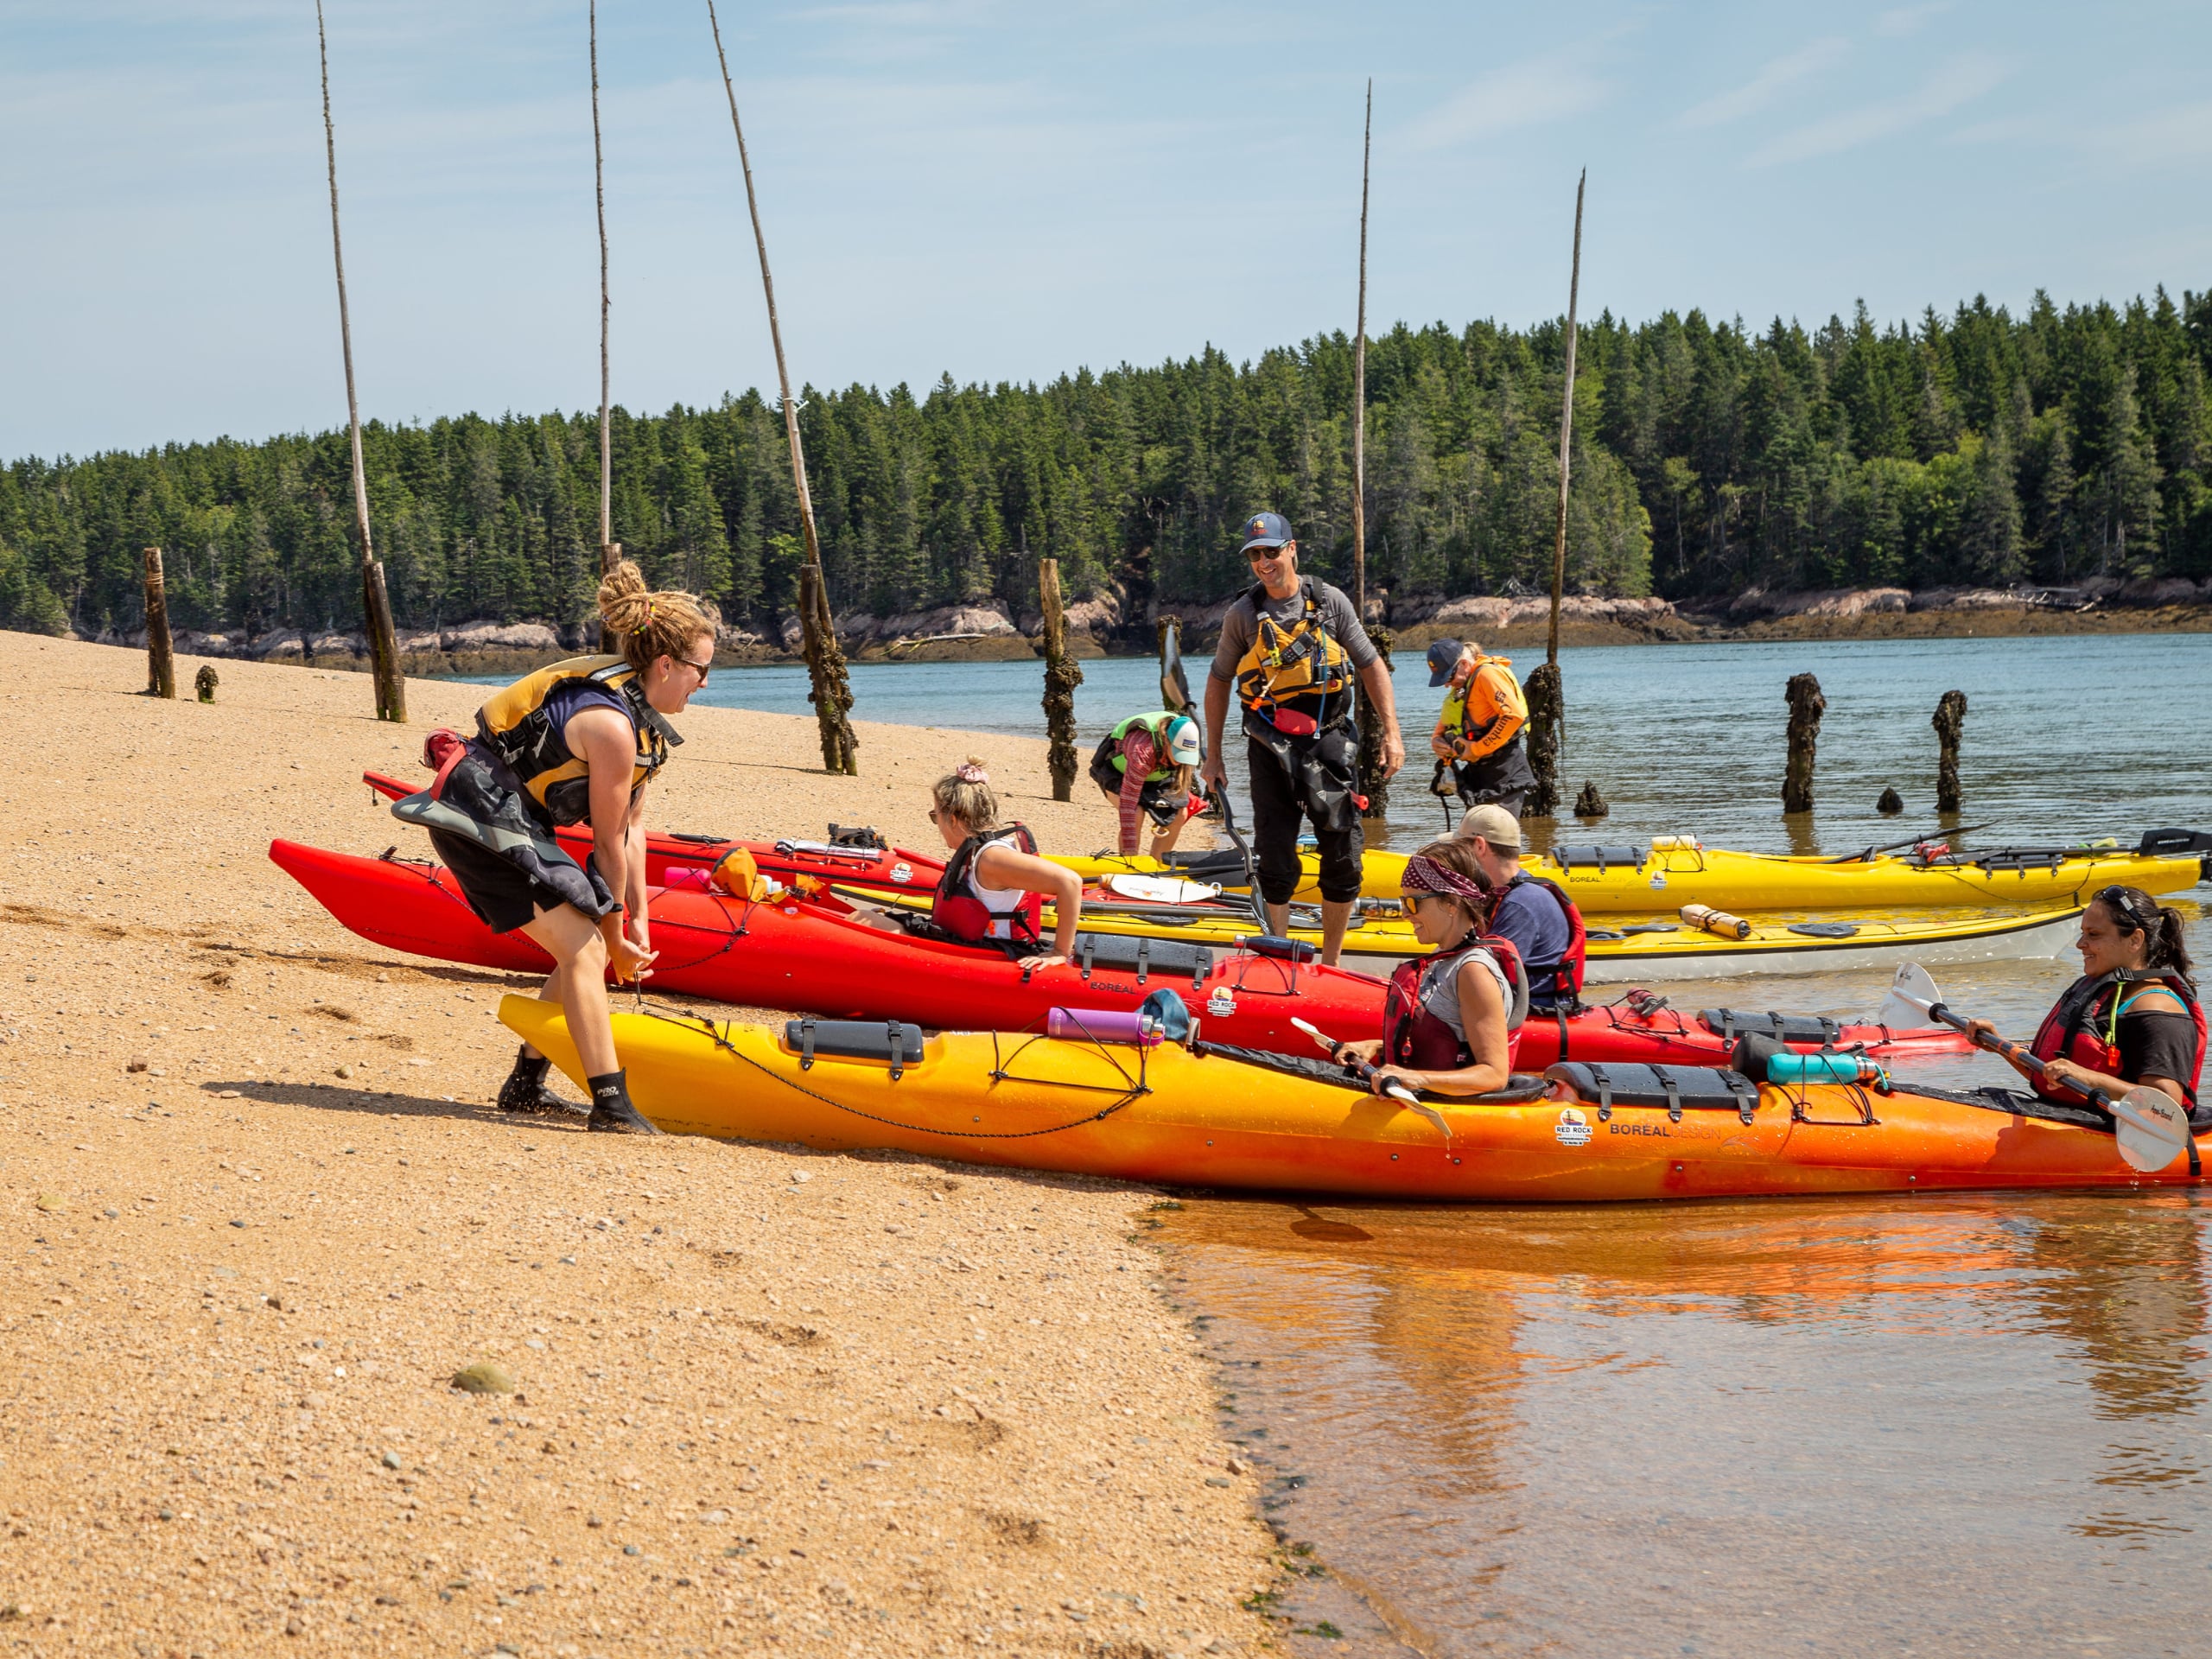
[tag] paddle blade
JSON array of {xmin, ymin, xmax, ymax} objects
[
  {"xmin": 2113, "ymin": 1086, "xmax": 2193, "ymax": 1173},
  {"xmin": 1876, "ymin": 962, "xmax": 1942, "ymax": 1029}
]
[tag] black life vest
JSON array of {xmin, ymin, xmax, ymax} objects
[
  {"xmin": 931, "ymin": 823, "xmax": 1045, "ymax": 944},
  {"xmin": 2029, "ymin": 969, "xmax": 2205, "ymax": 1110},
  {"xmin": 1234, "ymin": 579, "xmax": 1354, "ymax": 738},
  {"xmin": 1507, "ymin": 874, "xmax": 1588, "ymax": 1009},
  {"xmin": 474, "ymin": 655, "xmax": 679, "ymax": 825},
  {"xmin": 1384, "ymin": 935, "xmax": 1528, "ymax": 1072}
]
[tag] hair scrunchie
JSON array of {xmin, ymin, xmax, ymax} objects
[
  {"xmin": 1402, "ymin": 853, "xmax": 1492, "ymax": 902},
  {"xmin": 954, "ymin": 762, "xmax": 990, "ymax": 785}
]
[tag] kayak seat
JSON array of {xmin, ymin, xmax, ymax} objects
[
  {"xmin": 1074, "ymin": 932, "xmax": 1213, "ymax": 987},
  {"xmin": 1544, "ymin": 1060, "xmax": 1759, "ymax": 1124},
  {"xmin": 1700, "ymin": 1008, "xmax": 1843, "ymax": 1046},
  {"xmin": 785, "ymin": 1018, "xmax": 925, "ymax": 1080},
  {"xmin": 1548, "ymin": 844, "xmax": 1646, "ymax": 874}
]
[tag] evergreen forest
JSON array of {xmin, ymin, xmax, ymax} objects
[{"xmin": 3, "ymin": 287, "xmax": 2208, "ymax": 641}]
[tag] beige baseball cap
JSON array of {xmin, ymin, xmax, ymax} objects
[{"xmin": 1455, "ymin": 804, "xmax": 1522, "ymax": 850}]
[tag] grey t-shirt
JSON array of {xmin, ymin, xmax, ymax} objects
[{"xmin": 1208, "ymin": 578, "xmax": 1379, "ymax": 683}]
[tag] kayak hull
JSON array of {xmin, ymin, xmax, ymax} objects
[
  {"xmin": 500, "ymin": 998, "xmax": 2203, "ymax": 1202},
  {"xmin": 272, "ymin": 840, "xmax": 1972, "ymax": 1065}
]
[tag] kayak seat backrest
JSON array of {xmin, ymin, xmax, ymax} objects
[
  {"xmin": 785, "ymin": 1018, "xmax": 925, "ymax": 1080},
  {"xmin": 1699, "ymin": 1008, "xmax": 1842, "ymax": 1046},
  {"xmin": 1074, "ymin": 931, "xmax": 1214, "ymax": 986},
  {"xmin": 1545, "ymin": 1060, "xmax": 1759, "ymax": 1124},
  {"xmin": 1160, "ymin": 849, "xmax": 1250, "ymax": 883},
  {"xmin": 1549, "ymin": 845, "xmax": 1646, "ymax": 874},
  {"xmin": 2139, "ymin": 828, "xmax": 2212, "ymax": 856}
]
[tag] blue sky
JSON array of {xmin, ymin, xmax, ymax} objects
[{"xmin": 3, "ymin": 0, "xmax": 2207, "ymax": 460}]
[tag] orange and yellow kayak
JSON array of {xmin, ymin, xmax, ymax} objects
[{"xmin": 500, "ymin": 997, "xmax": 2202, "ymax": 1203}]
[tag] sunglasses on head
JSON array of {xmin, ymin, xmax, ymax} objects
[{"xmin": 2095, "ymin": 886, "xmax": 2156, "ymax": 930}]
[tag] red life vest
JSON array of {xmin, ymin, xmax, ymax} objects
[
  {"xmin": 1509, "ymin": 874, "xmax": 1587, "ymax": 1007},
  {"xmin": 1384, "ymin": 935, "xmax": 1528, "ymax": 1072},
  {"xmin": 2028, "ymin": 969, "xmax": 2205, "ymax": 1110},
  {"xmin": 931, "ymin": 823, "xmax": 1044, "ymax": 945}
]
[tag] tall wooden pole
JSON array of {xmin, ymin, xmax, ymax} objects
[
  {"xmin": 590, "ymin": 1, "xmax": 625, "ymax": 656},
  {"xmin": 1351, "ymin": 79, "xmax": 1371, "ymax": 623},
  {"xmin": 317, "ymin": 0, "xmax": 405, "ymax": 723},
  {"xmin": 1351, "ymin": 80, "xmax": 1393, "ymax": 822},
  {"xmin": 707, "ymin": 0, "xmax": 857, "ymax": 774},
  {"xmin": 1545, "ymin": 168, "xmax": 1586, "ymax": 669},
  {"xmin": 143, "ymin": 547, "xmax": 175, "ymax": 699},
  {"xmin": 1524, "ymin": 168, "xmax": 1585, "ymax": 820}
]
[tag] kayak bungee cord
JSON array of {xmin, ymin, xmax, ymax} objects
[{"xmin": 622, "ymin": 996, "xmax": 1156, "ymax": 1141}]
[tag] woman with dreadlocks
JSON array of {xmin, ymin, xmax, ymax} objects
[{"xmin": 1327, "ymin": 837, "xmax": 1524, "ymax": 1099}]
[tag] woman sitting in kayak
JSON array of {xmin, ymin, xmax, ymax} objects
[
  {"xmin": 847, "ymin": 758, "xmax": 1084, "ymax": 971},
  {"xmin": 1969, "ymin": 884, "xmax": 2204, "ymax": 1120},
  {"xmin": 1329, "ymin": 839, "xmax": 1523, "ymax": 1098},
  {"xmin": 396, "ymin": 560, "xmax": 717, "ymax": 1135}
]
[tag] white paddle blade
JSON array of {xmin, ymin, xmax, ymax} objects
[
  {"xmin": 2112, "ymin": 1085, "xmax": 2193, "ymax": 1173},
  {"xmin": 1876, "ymin": 962, "xmax": 1942, "ymax": 1029},
  {"xmin": 1389, "ymin": 1089, "xmax": 1453, "ymax": 1142}
]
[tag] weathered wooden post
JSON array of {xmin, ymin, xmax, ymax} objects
[
  {"xmin": 1038, "ymin": 557, "xmax": 1082, "ymax": 803},
  {"xmin": 1783, "ymin": 672, "xmax": 1825, "ymax": 813},
  {"xmin": 709, "ymin": 0, "xmax": 857, "ymax": 774},
  {"xmin": 317, "ymin": 0, "xmax": 405, "ymax": 723},
  {"xmin": 1877, "ymin": 787, "xmax": 1904, "ymax": 815},
  {"xmin": 1529, "ymin": 168, "xmax": 1587, "ymax": 821},
  {"xmin": 1349, "ymin": 81, "xmax": 1391, "ymax": 819},
  {"xmin": 1573, "ymin": 780, "xmax": 1608, "ymax": 818},
  {"xmin": 589, "ymin": 3, "xmax": 625, "ymax": 658},
  {"xmin": 195, "ymin": 664, "xmax": 219, "ymax": 703},
  {"xmin": 142, "ymin": 547, "xmax": 175, "ymax": 699},
  {"xmin": 598, "ymin": 538, "xmax": 625, "ymax": 658},
  {"xmin": 1523, "ymin": 663, "xmax": 1562, "ymax": 818},
  {"xmin": 1933, "ymin": 690, "xmax": 1967, "ymax": 813}
]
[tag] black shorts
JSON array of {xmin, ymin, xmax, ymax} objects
[
  {"xmin": 1246, "ymin": 735, "xmax": 1364, "ymax": 906},
  {"xmin": 429, "ymin": 827, "xmax": 615, "ymax": 936}
]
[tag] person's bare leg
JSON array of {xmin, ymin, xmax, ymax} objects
[
  {"xmin": 518, "ymin": 906, "xmax": 618, "ymax": 1078},
  {"xmin": 1319, "ymin": 899, "xmax": 1351, "ymax": 968},
  {"xmin": 495, "ymin": 952, "xmax": 588, "ymax": 1116},
  {"xmin": 1264, "ymin": 899, "xmax": 1289, "ymax": 939}
]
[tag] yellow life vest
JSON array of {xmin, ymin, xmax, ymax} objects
[
  {"xmin": 474, "ymin": 655, "xmax": 679, "ymax": 824},
  {"xmin": 1232, "ymin": 580, "xmax": 1353, "ymax": 731}
]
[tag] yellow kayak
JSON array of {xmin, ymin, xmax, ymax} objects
[
  {"xmin": 845, "ymin": 883, "xmax": 2086, "ymax": 982},
  {"xmin": 499, "ymin": 996, "xmax": 2201, "ymax": 1201},
  {"xmin": 1059, "ymin": 830, "xmax": 2207, "ymax": 912}
]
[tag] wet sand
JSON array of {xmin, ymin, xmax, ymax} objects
[{"xmin": 0, "ymin": 633, "xmax": 1275, "ymax": 1656}]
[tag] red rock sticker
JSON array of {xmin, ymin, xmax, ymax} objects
[{"xmin": 1554, "ymin": 1106, "xmax": 1592, "ymax": 1148}]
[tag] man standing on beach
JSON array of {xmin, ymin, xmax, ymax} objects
[{"xmin": 1200, "ymin": 512, "xmax": 1403, "ymax": 964}]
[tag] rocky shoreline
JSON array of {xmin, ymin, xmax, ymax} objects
[{"xmin": 59, "ymin": 573, "xmax": 2212, "ymax": 677}]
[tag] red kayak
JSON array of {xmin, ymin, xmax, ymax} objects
[
  {"xmin": 360, "ymin": 770, "xmax": 946, "ymax": 895},
  {"xmin": 272, "ymin": 840, "xmax": 1968, "ymax": 1067}
]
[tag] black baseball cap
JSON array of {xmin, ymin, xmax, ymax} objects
[
  {"xmin": 1426, "ymin": 638, "xmax": 1465, "ymax": 687},
  {"xmin": 1239, "ymin": 512, "xmax": 1293, "ymax": 553}
]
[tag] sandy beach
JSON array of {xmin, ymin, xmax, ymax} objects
[{"xmin": 0, "ymin": 633, "xmax": 1276, "ymax": 1657}]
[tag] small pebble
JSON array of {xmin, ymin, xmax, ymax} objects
[
  {"xmin": 452, "ymin": 1360, "xmax": 516, "ymax": 1395},
  {"xmin": 381, "ymin": 1450, "xmax": 402, "ymax": 1470},
  {"xmin": 623, "ymin": 1544, "xmax": 642, "ymax": 1557}
]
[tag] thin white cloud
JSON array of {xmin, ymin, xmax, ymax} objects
[
  {"xmin": 1873, "ymin": 3, "xmax": 1952, "ymax": 39},
  {"xmin": 1749, "ymin": 52, "xmax": 2010, "ymax": 167},
  {"xmin": 1678, "ymin": 37, "xmax": 1847, "ymax": 129},
  {"xmin": 1401, "ymin": 54, "xmax": 1609, "ymax": 151},
  {"xmin": 2095, "ymin": 101, "xmax": 2212, "ymax": 165}
]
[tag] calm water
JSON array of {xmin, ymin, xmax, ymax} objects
[{"xmin": 474, "ymin": 633, "xmax": 2212, "ymax": 1654}]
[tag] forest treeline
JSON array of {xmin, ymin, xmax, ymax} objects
[{"xmin": 3, "ymin": 286, "xmax": 2207, "ymax": 641}]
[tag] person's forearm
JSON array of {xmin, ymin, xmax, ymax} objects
[
  {"xmin": 625, "ymin": 823, "xmax": 650, "ymax": 939},
  {"xmin": 1417, "ymin": 1059, "xmax": 1510, "ymax": 1096},
  {"xmin": 1052, "ymin": 871, "xmax": 1081, "ymax": 956}
]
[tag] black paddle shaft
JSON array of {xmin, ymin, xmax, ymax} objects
[
  {"xmin": 1208, "ymin": 783, "xmax": 1268, "ymax": 929},
  {"xmin": 1927, "ymin": 998, "xmax": 2126, "ymax": 1115}
]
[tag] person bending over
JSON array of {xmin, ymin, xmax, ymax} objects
[
  {"xmin": 1426, "ymin": 638, "xmax": 1535, "ymax": 818},
  {"xmin": 397, "ymin": 561, "xmax": 717, "ymax": 1134},
  {"xmin": 1453, "ymin": 804, "xmax": 1586, "ymax": 1014},
  {"xmin": 1332, "ymin": 839, "xmax": 1522, "ymax": 1098},
  {"xmin": 1089, "ymin": 710, "xmax": 1203, "ymax": 858}
]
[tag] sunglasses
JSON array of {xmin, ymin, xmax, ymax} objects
[
  {"xmin": 674, "ymin": 654, "xmax": 712, "ymax": 682},
  {"xmin": 2094, "ymin": 885, "xmax": 2154, "ymax": 930},
  {"xmin": 1397, "ymin": 892, "xmax": 1445, "ymax": 918}
]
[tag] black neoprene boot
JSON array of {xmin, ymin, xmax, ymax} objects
[
  {"xmin": 497, "ymin": 1047, "xmax": 583, "ymax": 1117},
  {"xmin": 586, "ymin": 1070, "xmax": 660, "ymax": 1135}
]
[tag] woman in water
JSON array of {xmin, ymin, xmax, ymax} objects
[{"xmin": 395, "ymin": 560, "xmax": 718, "ymax": 1133}]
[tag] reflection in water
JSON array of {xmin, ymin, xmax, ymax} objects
[{"xmin": 1164, "ymin": 1193, "xmax": 2212, "ymax": 1657}]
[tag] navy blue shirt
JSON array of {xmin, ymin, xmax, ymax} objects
[{"xmin": 1491, "ymin": 876, "xmax": 1573, "ymax": 1010}]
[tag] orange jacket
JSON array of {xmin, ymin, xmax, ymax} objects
[{"xmin": 1435, "ymin": 655, "xmax": 1527, "ymax": 762}]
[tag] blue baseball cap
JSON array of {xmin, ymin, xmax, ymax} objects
[
  {"xmin": 1239, "ymin": 511, "xmax": 1293, "ymax": 553},
  {"xmin": 1426, "ymin": 638, "xmax": 1465, "ymax": 687}
]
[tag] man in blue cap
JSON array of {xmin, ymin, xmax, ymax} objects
[
  {"xmin": 1200, "ymin": 512, "xmax": 1403, "ymax": 964},
  {"xmin": 1426, "ymin": 637, "xmax": 1535, "ymax": 818}
]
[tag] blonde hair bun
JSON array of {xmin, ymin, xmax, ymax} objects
[{"xmin": 594, "ymin": 558, "xmax": 718, "ymax": 673}]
